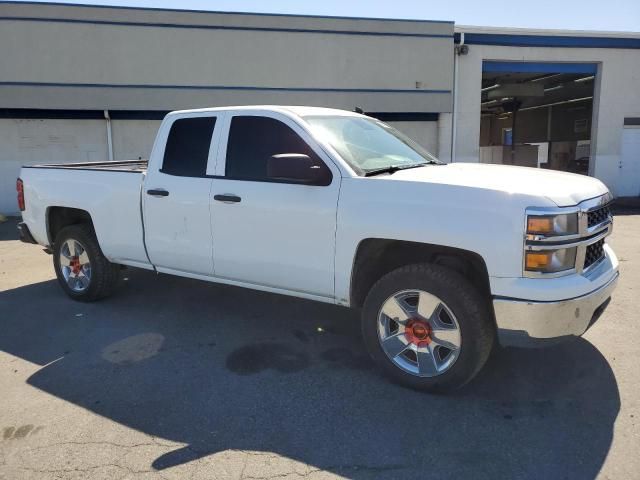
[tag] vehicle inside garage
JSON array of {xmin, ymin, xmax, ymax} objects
[{"xmin": 479, "ymin": 62, "xmax": 597, "ymax": 175}]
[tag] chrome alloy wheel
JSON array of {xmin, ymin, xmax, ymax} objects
[
  {"xmin": 59, "ymin": 239, "xmax": 92, "ymax": 292},
  {"xmin": 377, "ymin": 290, "xmax": 462, "ymax": 377}
]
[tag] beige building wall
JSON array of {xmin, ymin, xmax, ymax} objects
[
  {"xmin": 0, "ymin": 3, "xmax": 454, "ymax": 113},
  {"xmin": 0, "ymin": 3, "xmax": 455, "ymax": 214}
]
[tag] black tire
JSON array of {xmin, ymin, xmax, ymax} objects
[
  {"xmin": 53, "ymin": 224, "xmax": 120, "ymax": 302},
  {"xmin": 361, "ymin": 263, "xmax": 494, "ymax": 393}
]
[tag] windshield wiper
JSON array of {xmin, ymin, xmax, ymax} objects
[{"xmin": 364, "ymin": 163, "xmax": 431, "ymax": 177}]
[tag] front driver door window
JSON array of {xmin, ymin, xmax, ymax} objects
[{"xmin": 210, "ymin": 114, "xmax": 339, "ymax": 297}]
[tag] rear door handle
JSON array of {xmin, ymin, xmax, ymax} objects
[
  {"xmin": 214, "ymin": 194, "xmax": 241, "ymax": 203},
  {"xmin": 147, "ymin": 189, "xmax": 169, "ymax": 197}
]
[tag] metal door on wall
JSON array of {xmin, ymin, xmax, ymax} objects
[{"xmin": 619, "ymin": 126, "xmax": 640, "ymax": 197}]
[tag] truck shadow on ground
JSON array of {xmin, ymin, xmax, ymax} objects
[
  {"xmin": 0, "ymin": 217, "xmax": 19, "ymax": 241},
  {"xmin": 0, "ymin": 268, "xmax": 620, "ymax": 479}
]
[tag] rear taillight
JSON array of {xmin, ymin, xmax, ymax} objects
[{"xmin": 17, "ymin": 178, "xmax": 25, "ymax": 211}]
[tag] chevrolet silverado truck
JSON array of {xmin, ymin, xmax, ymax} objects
[{"xmin": 16, "ymin": 106, "xmax": 619, "ymax": 392}]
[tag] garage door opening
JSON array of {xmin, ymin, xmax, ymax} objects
[{"xmin": 479, "ymin": 62, "xmax": 597, "ymax": 175}]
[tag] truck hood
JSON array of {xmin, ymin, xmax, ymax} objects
[{"xmin": 381, "ymin": 163, "xmax": 609, "ymax": 207}]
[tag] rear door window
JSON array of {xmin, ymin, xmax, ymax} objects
[{"xmin": 162, "ymin": 117, "xmax": 216, "ymax": 177}]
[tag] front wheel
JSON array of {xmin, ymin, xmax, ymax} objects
[
  {"xmin": 361, "ymin": 263, "xmax": 494, "ymax": 393},
  {"xmin": 53, "ymin": 224, "xmax": 120, "ymax": 302}
]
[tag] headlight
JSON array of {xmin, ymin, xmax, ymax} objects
[
  {"xmin": 525, "ymin": 248, "xmax": 577, "ymax": 273},
  {"xmin": 527, "ymin": 213, "xmax": 578, "ymax": 236}
]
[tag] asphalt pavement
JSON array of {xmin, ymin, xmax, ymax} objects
[{"xmin": 1, "ymin": 215, "xmax": 638, "ymax": 480}]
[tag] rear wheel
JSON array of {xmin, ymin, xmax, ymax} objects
[
  {"xmin": 53, "ymin": 224, "xmax": 119, "ymax": 302},
  {"xmin": 361, "ymin": 263, "xmax": 494, "ymax": 392}
]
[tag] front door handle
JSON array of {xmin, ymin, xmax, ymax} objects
[
  {"xmin": 147, "ymin": 189, "xmax": 169, "ymax": 197},
  {"xmin": 214, "ymin": 194, "xmax": 241, "ymax": 204}
]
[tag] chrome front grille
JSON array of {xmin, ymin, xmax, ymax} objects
[
  {"xmin": 584, "ymin": 239, "xmax": 605, "ymax": 269},
  {"xmin": 587, "ymin": 205, "xmax": 611, "ymax": 229}
]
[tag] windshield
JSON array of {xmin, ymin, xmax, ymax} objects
[{"xmin": 303, "ymin": 115, "xmax": 441, "ymax": 175}]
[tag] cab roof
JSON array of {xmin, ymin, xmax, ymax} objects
[{"xmin": 168, "ymin": 105, "xmax": 365, "ymax": 118}]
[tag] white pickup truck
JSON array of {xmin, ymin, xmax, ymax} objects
[{"xmin": 17, "ymin": 106, "xmax": 619, "ymax": 392}]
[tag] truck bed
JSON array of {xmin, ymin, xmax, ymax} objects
[
  {"xmin": 19, "ymin": 159, "xmax": 150, "ymax": 265},
  {"xmin": 23, "ymin": 160, "xmax": 148, "ymax": 173}
]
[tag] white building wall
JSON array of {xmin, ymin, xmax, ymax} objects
[
  {"xmin": 111, "ymin": 120, "xmax": 162, "ymax": 161},
  {"xmin": 453, "ymin": 36, "xmax": 640, "ymax": 196},
  {"xmin": 110, "ymin": 120, "xmax": 438, "ymax": 163},
  {"xmin": 0, "ymin": 117, "xmax": 438, "ymax": 214},
  {"xmin": 0, "ymin": 119, "xmax": 109, "ymax": 213},
  {"xmin": 436, "ymin": 113, "xmax": 453, "ymax": 162},
  {"xmin": 386, "ymin": 121, "xmax": 439, "ymax": 154}
]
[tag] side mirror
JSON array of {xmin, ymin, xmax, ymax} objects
[{"xmin": 267, "ymin": 154, "xmax": 328, "ymax": 185}]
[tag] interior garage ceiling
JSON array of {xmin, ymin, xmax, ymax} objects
[{"xmin": 480, "ymin": 73, "xmax": 595, "ymax": 114}]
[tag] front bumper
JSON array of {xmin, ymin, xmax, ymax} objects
[{"xmin": 493, "ymin": 271, "xmax": 619, "ymax": 348}]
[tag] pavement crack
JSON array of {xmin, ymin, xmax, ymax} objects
[
  {"xmin": 18, "ymin": 463, "xmax": 155, "ymax": 476},
  {"xmin": 239, "ymin": 450, "xmax": 250, "ymax": 480},
  {"xmin": 22, "ymin": 439, "xmax": 176, "ymax": 452}
]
